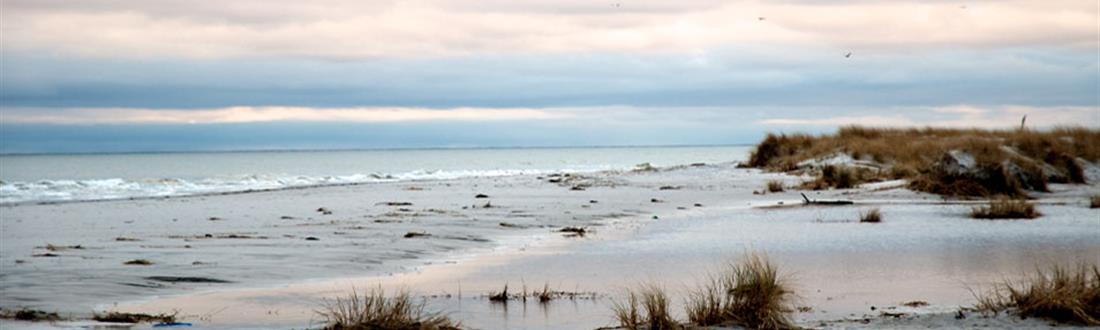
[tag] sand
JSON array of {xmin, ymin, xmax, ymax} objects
[{"xmin": 1, "ymin": 162, "xmax": 1098, "ymax": 329}]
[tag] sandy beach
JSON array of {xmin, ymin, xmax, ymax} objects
[{"xmin": 2, "ymin": 160, "xmax": 1097, "ymax": 329}]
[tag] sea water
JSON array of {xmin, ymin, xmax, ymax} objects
[{"xmin": 0, "ymin": 146, "xmax": 751, "ymax": 204}]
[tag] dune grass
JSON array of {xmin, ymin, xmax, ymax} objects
[
  {"xmin": 970, "ymin": 198, "xmax": 1040, "ymax": 219},
  {"xmin": 859, "ymin": 208, "xmax": 882, "ymax": 223},
  {"xmin": 976, "ymin": 264, "xmax": 1100, "ymax": 325},
  {"xmin": 800, "ymin": 165, "xmax": 874, "ymax": 190},
  {"xmin": 612, "ymin": 284, "xmax": 680, "ymax": 330},
  {"xmin": 747, "ymin": 126, "xmax": 1098, "ymax": 197},
  {"xmin": 318, "ymin": 287, "xmax": 460, "ymax": 330},
  {"xmin": 685, "ymin": 254, "xmax": 796, "ymax": 330}
]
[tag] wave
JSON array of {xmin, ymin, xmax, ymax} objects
[{"xmin": 0, "ymin": 168, "xmax": 595, "ymax": 204}]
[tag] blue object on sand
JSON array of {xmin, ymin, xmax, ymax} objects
[{"xmin": 153, "ymin": 323, "xmax": 193, "ymax": 328}]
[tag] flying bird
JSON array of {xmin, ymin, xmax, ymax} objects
[{"xmin": 845, "ymin": 52, "xmax": 852, "ymax": 58}]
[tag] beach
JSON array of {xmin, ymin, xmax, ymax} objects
[{"xmin": 2, "ymin": 149, "xmax": 1097, "ymax": 329}]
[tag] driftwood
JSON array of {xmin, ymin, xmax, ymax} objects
[{"xmin": 801, "ymin": 193, "xmax": 854, "ymax": 205}]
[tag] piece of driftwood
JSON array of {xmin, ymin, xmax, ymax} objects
[{"xmin": 801, "ymin": 193, "xmax": 854, "ymax": 205}]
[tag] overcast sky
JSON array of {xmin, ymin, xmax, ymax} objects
[{"xmin": 1, "ymin": 0, "xmax": 1097, "ymax": 153}]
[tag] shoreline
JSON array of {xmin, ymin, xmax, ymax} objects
[{"xmin": 2, "ymin": 161, "xmax": 1098, "ymax": 329}]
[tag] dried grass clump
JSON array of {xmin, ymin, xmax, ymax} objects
[
  {"xmin": 859, "ymin": 208, "xmax": 882, "ymax": 223},
  {"xmin": 970, "ymin": 198, "xmax": 1040, "ymax": 219},
  {"xmin": 766, "ymin": 180, "xmax": 785, "ymax": 193},
  {"xmin": 612, "ymin": 285, "xmax": 680, "ymax": 330},
  {"xmin": 976, "ymin": 264, "xmax": 1100, "ymax": 325},
  {"xmin": 1090, "ymin": 195, "xmax": 1100, "ymax": 209},
  {"xmin": 685, "ymin": 254, "xmax": 796, "ymax": 329},
  {"xmin": 318, "ymin": 287, "xmax": 460, "ymax": 330},
  {"xmin": 747, "ymin": 126, "xmax": 1099, "ymax": 197}
]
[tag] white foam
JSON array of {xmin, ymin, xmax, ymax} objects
[{"xmin": 0, "ymin": 168, "xmax": 600, "ymax": 204}]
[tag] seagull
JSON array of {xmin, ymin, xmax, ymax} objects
[{"xmin": 845, "ymin": 52, "xmax": 852, "ymax": 58}]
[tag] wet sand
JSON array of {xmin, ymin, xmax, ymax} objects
[{"xmin": 2, "ymin": 162, "xmax": 1098, "ymax": 329}]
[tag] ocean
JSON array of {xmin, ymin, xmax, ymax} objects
[{"xmin": 0, "ymin": 146, "xmax": 751, "ymax": 204}]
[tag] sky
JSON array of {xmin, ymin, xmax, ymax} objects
[{"xmin": 1, "ymin": 0, "xmax": 1097, "ymax": 153}]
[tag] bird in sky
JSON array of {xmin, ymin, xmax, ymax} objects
[{"xmin": 845, "ymin": 52, "xmax": 852, "ymax": 58}]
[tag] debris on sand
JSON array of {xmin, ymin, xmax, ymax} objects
[
  {"xmin": 694, "ymin": 203, "xmax": 703, "ymax": 207},
  {"xmin": 901, "ymin": 300, "xmax": 929, "ymax": 307},
  {"xmin": 475, "ymin": 194, "xmax": 490, "ymax": 198},
  {"xmin": 590, "ymin": 200, "xmax": 599, "ymax": 204},
  {"xmin": 559, "ymin": 226, "xmax": 588, "ymax": 237},
  {"xmin": 570, "ymin": 186, "xmax": 586, "ymax": 191},
  {"xmin": 144, "ymin": 276, "xmax": 232, "ymax": 283},
  {"xmin": 0, "ymin": 308, "xmax": 62, "ymax": 321},
  {"xmin": 377, "ymin": 202, "xmax": 414, "ymax": 206},
  {"xmin": 93, "ymin": 311, "xmax": 176, "ymax": 324},
  {"xmin": 208, "ymin": 216, "xmax": 223, "ymax": 221},
  {"xmin": 45, "ymin": 244, "xmax": 83, "ymax": 251},
  {"xmin": 32, "ymin": 253, "xmax": 59, "ymax": 257},
  {"xmin": 305, "ymin": 236, "xmax": 320, "ymax": 241},
  {"xmin": 115, "ymin": 237, "xmax": 142, "ymax": 242},
  {"xmin": 633, "ymin": 162, "xmax": 658, "ymax": 172},
  {"xmin": 404, "ymin": 232, "xmax": 431, "ymax": 239},
  {"xmin": 124, "ymin": 259, "xmax": 154, "ymax": 266},
  {"xmin": 659, "ymin": 185, "xmax": 682, "ymax": 190}
]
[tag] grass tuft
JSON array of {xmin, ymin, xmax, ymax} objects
[
  {"xmin": 859, "ymin": 208, "xmax": 882, "ymax": 223},
  {"xmin": 970, "ymin": 198, "xmax": 1040, "ymax": 219},
  {"xmin": 685, "ymin": 253, "xmax": 796, "ymax": 329},
  {"xmin": 318, "ymin": 287, "xmax": 460, "ymax": 330},
  {"xmin": 612, "ymin": 284, "xmax": 680, "ymax": 330},
  {"xmin": 976, "ymin": 264, "xmax": 1100, "ymax": 325},
  {"xmin": 766, "ymin": 180, "xmax": 784, "ymax": 193}
]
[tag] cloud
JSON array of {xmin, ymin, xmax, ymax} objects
[
  {"xmin": 0, "ymin": 107, "xmax": 570, "ymax": 125},
  {"xmin": 759, "ymin": 105, "xmax": 1099, "ymax": 129},
  {"xmin": 2, "ymin": 0, "xmax": 1094, "ymax": 60}
]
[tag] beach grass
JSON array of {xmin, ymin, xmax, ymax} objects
[
  {"xmin": 612, "ymin": 284, "xmax": 679, "ymax": 330},
  {"xmin": 970, "ymin": 198, "xmax": 1040, "ymax": 219},
  {"xmin": 859, "ymin": 208, "xmax": 882, "ymax": 223},
  {"xmin": 747, "ymin": 126, "xmax": 1098, "ymax": 197},
  {"xmin": 685, "ymin": 253, "xmax": 796, "ymax": 330},
  {"xmin": 318, "ymin": 287, "xmax": 459, "ymax": 330},
  {"xmin": 976, "ymin": 264, "xmax": 1100, "ymax": 325}
]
